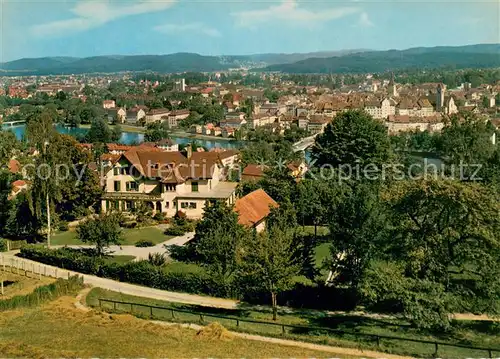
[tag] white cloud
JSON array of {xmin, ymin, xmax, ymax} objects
[
  {"xmin": 32, "ymin": 0, "xmax": 177, "ymax": 37},
  {"xmin": 231, "ymin": 0, "xmax": 360, "ymax": 28},
  {"xmin": 358, "ymin": 12, "xmax": 374, "ymax": 27},
  {"xmin": 154, "ymin": 22, "xmax": 221, "ymax": 37}
]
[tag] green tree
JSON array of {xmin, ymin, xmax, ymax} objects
[
  {"xmin": 194, "ymin": 201, "xmax": 249, "ymax": 289},
  {"xmin": 437, "ymin": 113, "xmax": 495, "ymax": 178},
  {"xmin": 238, "ymin": 224, "xmax": 300, "ymax": 320},
  {"xmin": 76, "ymin": 214, "xmax": 123, "ymax": 256},
  {"xmin": 85, "ymin": 118, "xmax": 113, "ymax": 144},
  {"xmin": 384, "ymin": 179, "xmax": 500, "ymax": 316},
  {"xmin": 144, "ymin": 122, "xmax": 170, "ymax": 142},
  {"xmin": 327, "ymin": 182, "xmax": 387, "ymax": 288},
  {"xmin": 26, "ymin": 110, "xmax": 59, "ymax": 247},
  {"xmin": 312, "ymin": 110, "xmax": 391, "ymax": 168},
  {"xmin": 0, "ymin": 130, "xmax": 19, "ymax": 164}
]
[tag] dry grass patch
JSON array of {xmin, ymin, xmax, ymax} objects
[
  {"xmin": 0, "ymin": 295, "xmax": 356, "ymax": 358},
  {"xmin": 0, "ymin": 270, "xmax": 55, "ymax": 299}
]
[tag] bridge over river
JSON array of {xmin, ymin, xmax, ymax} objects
[{"xmin": 292, "ymin": 134, "xmax": 318, "ymax": 152}]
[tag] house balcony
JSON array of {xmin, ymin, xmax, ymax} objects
[{"xmin": 102, "ymin": 192, "xmax": 163, "ymax": 201}]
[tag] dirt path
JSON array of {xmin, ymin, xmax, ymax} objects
[{"xmin": 73, "ymin": 288, "xmax": 415, "ymax": 359}]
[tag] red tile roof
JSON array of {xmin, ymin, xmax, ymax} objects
[
  {"xmin": 8, "ymin": 159, "xmax": 20, "ymax": 174},
  {"xmin": 234, "ymin": 189, "xmax": 278, "ymax": 227}
]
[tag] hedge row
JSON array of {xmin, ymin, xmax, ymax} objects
[
  {"xmin": 0, "ymin": 276, "xmax": 84, "ymax": 311},
  {"xmin": 19, "ymin": 246, "xmax": 234, "ymax": 299}
]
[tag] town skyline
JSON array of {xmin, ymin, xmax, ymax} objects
[{"xmin": 1, "ymin": 0, "xmax": 499, "ymax": 62}]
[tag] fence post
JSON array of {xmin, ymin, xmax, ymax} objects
[
  {"xmin": 236, "ymin": 319, "xmax": 239, "ymax": 327},
  {"xmin": 131, "ymin": 304, "xmax": 134, "ymax": 314},
  {"xmin": 150, "ymin": 306, "xmax": 153, "ymax": 319},
  {"xmin": 38, "ymin": 265, "xmax": 41, "ymax": 280},
  {"xmin": 488, "ymin": 349, "xmax": 492, "ymax": 359},
  {"xmin": 434, "ymin": 342, "xmax": 438, "ymax": 357},
  {"xmin": 376, "ymin": 335, "xmax": 380, "ymax": 347},
  {"xmin": 282, "ymin": 325, "xmax": 285, "ymax": 334},
  {"xmin": 16, "ymin": 259, "xmax": 19, "ymax": 275},
  {"xmin": 199, "ymin": 314, "xmax": 204, "ymax": 323},
  {"xmin": 98, "ymin": 299, "xmax": 102, "ymax": 308},
  {"xmin": 171, "ymin": 309, "xmax": 175, "ymax": 318}
]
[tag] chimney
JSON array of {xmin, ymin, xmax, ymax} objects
[{"xmin": 186, "ymin": 145, "xmax": 192, "ymax": 159}]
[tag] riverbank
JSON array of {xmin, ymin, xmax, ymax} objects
[{"xmin": 78, "ymin": 124, "xmax": 237, "ymax": 142}]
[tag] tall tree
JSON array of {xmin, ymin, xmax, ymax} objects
[
  {"xmin": 238, "ymin": 225, "xmax": 300, "ymax": 320},
  {"xmin": 437, "ymin": 113, "xmax": 495, "ymax": 179},
  {"xmin": 312, "ymin": 110, "xmax": 391, "ymax": 168},
  {"xmin": 194, "ymin": 201, "xmax": 249, "ymax": 288},
  {"xmin": 26, "ymin": 110, "xmax": 58, "ymax": 247},
  {"xmin": 327, "ymin": 182, "xmax": 387, "ymax": 288}
]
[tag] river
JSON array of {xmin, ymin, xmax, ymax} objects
[{"xmin": 2, "ymin": 124, "xmax": 243, "ymax": 150}]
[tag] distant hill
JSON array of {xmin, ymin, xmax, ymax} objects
[
  {"xmin": 0, "ymin": 50, "xmax": 365, "ymax": 75},
  {"xmin": 262, "ymin": 44, "xmax": 500, "ymax": 74},
  {"xmin": 0, "ymin": 53, "xmax": 232, "ymax": 75},
  {"xmin": 1, "ymin": 44, "xmax": 498, "ymax": 76},
  {"xmin": 223, "ymin": 49, "xmax": 370, "ymax": 66}
]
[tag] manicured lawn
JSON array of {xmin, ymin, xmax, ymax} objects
[
  {"xmin": 315, "ymin": 242, "xmax": 331, "ymax": 270},
  {"xmin": 296, "ymin": 225, "xmax": 330, "ymax": 237},
  {"xmin": 0, "ymin": 296, "xmax": 341, "ymax": 358},
  {"xmin": 51, "ymin": 227, "xmax": 172, "ymax": 246},
  {"xmin": 87, "ymin": 287, "xmax": 500, "ymax": 359}
]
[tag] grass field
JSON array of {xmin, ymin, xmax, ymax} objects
[
  {"xmin": 51, "ymin": 227, "xmax": 172, "ymax": 246},
  {"xmin": 0, "ymin": 270, "xmax": 55, "ymax": 299},
  {"xmin": 86, "ymin": 288, "xmax": 500, "ymax": 359},
  {"xmin": 0, "ymin": 295, "xmax": 351, "ymax": 358}
]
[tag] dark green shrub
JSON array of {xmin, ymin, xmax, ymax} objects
[
  {"xmin": 0, "ymin": 238, "xmax": 7, "ymax": 252},
  {"xmin": 58, "ymin": 221, "xmax": 69, "ymax": 232},
  {"xmin": 164, "ymin": 226, "xmax": 186, "ymax": 236},
  {"xmin": 18, "ymin": 246, "xmax": 236, "ymax": 300},
  {"xmin": 148, "ymin": 253, "xmax": 166, "ymax": 267},
  {"xmin": 135, "ymin": 239, "xmax": 155, "ymax": 247}
]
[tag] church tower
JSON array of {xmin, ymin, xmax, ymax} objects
[
  {"xmin": 436, "ymin": 83, "xmax": 446, "ymax": 111},
  {"xmin": 388, "ymin": 72, "xmax": 398, "ymax": 97}
]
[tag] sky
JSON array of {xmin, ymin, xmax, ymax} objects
[{"xmin": 0, "ymin": 0, "xmax": 499, "ymax": 62}]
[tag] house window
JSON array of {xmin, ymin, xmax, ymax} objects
[
  {"xmin": 191, "ymin": 182, "xmax": 199, "ymax": 192},
  {"xmin": 126, "ymin": 181, "xmax": 138, "ymax": 192},
  {"xmin": 165, "ymin": 202, "xmax": 169, "ymax": 209},
  {"xmin": 165, "ymin": 184, "xmax": 176, "ymax": 192},
  {"xmin": 113, "ymin": 167, "xmax": 120, "ymax": 176},
  {"xmin": 180, "ymin": 202, "xmax": 197, "ymax": 209},
  {"xmin": 114, "ymin": 181, "xmax": 121, "ymax": 192},
  {"xmin": 121, "ymin": 167, "xmax": 129, "ymax": 175},
  {"xmin": 113, "ymin": 201, "xmax": 119, "ymax": 210}
]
